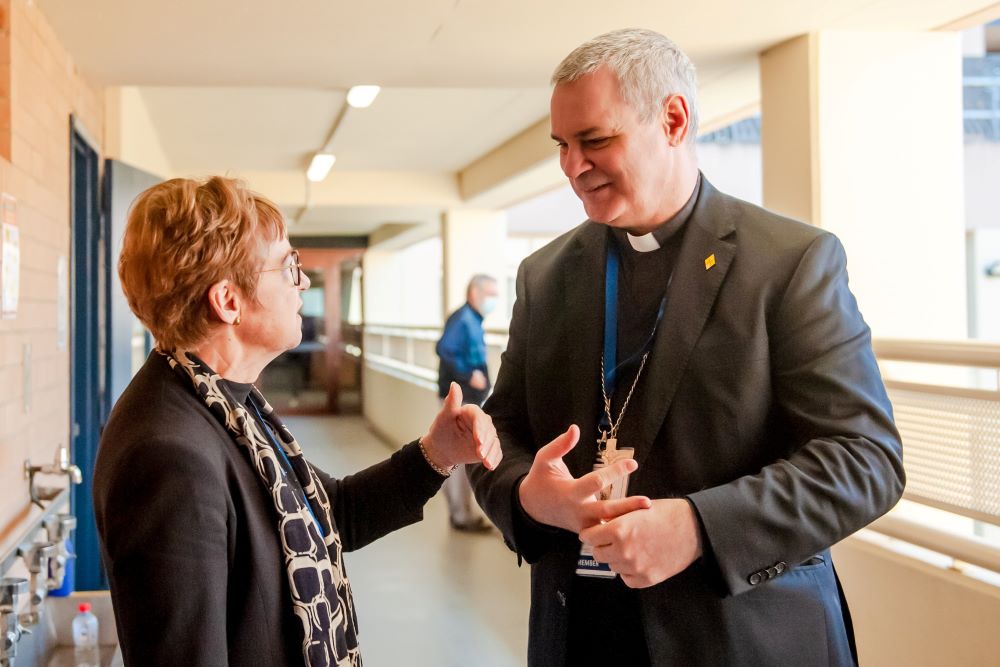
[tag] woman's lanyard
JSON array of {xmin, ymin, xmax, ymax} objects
[
  {"xmin": 246, "ymin": 396, "xmax": 326, "ymax": 538},
  {"xmin": 598, "ymin": 240, "xmax": 669, "ymax": 462}
]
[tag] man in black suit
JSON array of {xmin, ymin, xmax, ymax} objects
[{"xmin": 469, "ymin": 28, "xmax": 904, "ymax": 666}]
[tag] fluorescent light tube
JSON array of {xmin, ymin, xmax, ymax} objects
[
  {"xmin": 307, "ymin": 153, "xmax": 336, "ymax": 182},
  {"xmin": 347, "ymin": 85, "xmax": 381, "ymax": 109}
]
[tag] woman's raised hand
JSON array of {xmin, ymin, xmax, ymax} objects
[{"xmin": 421, "ymin": 383, "xmax": 502, "ymax": 472}]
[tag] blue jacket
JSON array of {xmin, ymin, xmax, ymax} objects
[{"xmin": 436, "ymin": 302, "xmax": 489, "ymax": 403}]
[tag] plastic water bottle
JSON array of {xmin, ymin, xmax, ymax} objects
[{"xmin": 72, "ymin": 602, "xmax": 99, "ymax": 667}]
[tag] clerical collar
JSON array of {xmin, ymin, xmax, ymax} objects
[
  {"xmin": 618, "ymin": 173, "xmax": 702, "ymax": 253},
  {"xmin": 626, "ymin": 232, "xmax": 661, "ymax": 252}
]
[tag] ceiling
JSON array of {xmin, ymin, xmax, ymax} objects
[
  {"xmin": 36, "ymin": 0, "xmax": 1000, "ymax": 236},
  {"xmin": 139, "ymin": 86, "xmax": 553, "ymax": 173}
]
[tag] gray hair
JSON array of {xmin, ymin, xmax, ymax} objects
[
  {"xmin": 467, "ymin": 274, "xmax": 496, "ymax": 295},
  {"xmin": 552, "ymin": 28, "xmax": 699, "ymax": 140}
]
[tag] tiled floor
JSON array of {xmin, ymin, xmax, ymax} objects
[{"xmin": 287, "ymin": 415, "xmax": 531, "ymax": 666}]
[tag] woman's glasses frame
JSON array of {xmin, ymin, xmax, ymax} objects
[{"xmin": 258, "ymin": 249, "xmax": 302, "ymax": 286}]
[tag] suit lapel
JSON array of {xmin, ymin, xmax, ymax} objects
[
  {"xmin": 630, "ymin": 180, "xmax": 736, "ymax": 468},
  {"xmin": 563, "ymin": 223, "xmax": 608, "ymax": 477}
]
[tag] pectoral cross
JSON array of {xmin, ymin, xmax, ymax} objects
[{"xmin": 597, "ymin": 430, "xmax": 618, "ymax": 465}]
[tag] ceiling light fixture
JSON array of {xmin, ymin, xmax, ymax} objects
[
  {"xmin": 307, "ymin": 153, "xmax": 336, "ymax": 182},
  {"xmin": 347, "ymin": 85, "xmax": 381, "ymax": 109}
]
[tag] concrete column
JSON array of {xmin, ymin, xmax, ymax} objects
[
  {"xmin": 760, "ymin": 31, "xmax": 966, "ymax": 339},
  {"xmin": 440, "ymin": 209, "xmax": 508, "ymax": 326},
  {"xmin": 103, "ymin": 87, "xmax": 172, "ymax": 178}
]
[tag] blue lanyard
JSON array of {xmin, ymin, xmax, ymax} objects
[
  {"xmin": 246, "ymin": 397, "xmax": 326, "ymax": 538},
  {"xmin": 601, "ymin": 241, "xmax": 670, "ymax": 401},
  {"xmin": 603, "ymin": 243, "xmax": 621, "ymax": 393}
]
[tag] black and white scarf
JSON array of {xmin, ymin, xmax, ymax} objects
[{"xmin": 163, "ymin": 350, "xmax": 361, "ymax": 667}]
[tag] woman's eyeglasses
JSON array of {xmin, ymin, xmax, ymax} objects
[{"xmin": 258, "ymin": 250, "xmax": 302, "ymax": 286}]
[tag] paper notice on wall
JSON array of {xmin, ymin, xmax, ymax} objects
[{"xmin": 1, "ymin": 194, "xmax": 19, "ymax": 320}]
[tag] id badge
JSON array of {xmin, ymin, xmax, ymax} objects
[{"xmin": 575, "ymin": 446, "xmax": 634, "ymax": 578}]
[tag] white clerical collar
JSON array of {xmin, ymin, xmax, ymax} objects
[{"xmin": 626, "ymin": 232, "xmax": 661, "ymax": 253}]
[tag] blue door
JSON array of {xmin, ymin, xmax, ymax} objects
[
  {"xmin": 70, "ymin": 136, "xmax": 163, "ymax": 589},
  {"xmin": 70, "ymin": 118, "xmax": 103, "ymax": 590}
]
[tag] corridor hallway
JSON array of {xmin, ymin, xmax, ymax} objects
[{"xmin": 286, "ymin": 415, "xmax": 530, "ymax": 666}]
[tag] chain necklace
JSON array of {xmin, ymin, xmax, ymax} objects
[{"xmin": 598, "ymin": 351, "xmax": 650, "ymax": 456}]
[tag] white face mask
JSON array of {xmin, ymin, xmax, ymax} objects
[{"xmin": 480, "ymin": 296, "xmax": 498, "ymax": 316}]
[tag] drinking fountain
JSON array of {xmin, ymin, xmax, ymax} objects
[
  {"xmin": 43, "ymin": 515, "xmax": 77, "ymax": 591},
  {"xmin": 23, "ymin": 446, "xmax": 83, "ymax": 509},
  {"xmin": 0, "ymin": 578, "xmax": 29, "ymax": 667},
  {"xmin": 15, "ymin": 543, "xmax": 56, "ymax": 628}
]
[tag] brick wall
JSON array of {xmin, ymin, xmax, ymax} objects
[{"xmin": 0, "ymin": 0, "xmax": 102, "ymax": 541}]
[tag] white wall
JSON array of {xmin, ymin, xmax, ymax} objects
[
  {"xmin": 762, "ymin": 31, "xmax": 968, "ymax": 340},
  {"xmin": 835, "ymin": 534, "xmax": 1000, "ymax": 666},
  {"xmin": 967, "ymin": 228, "xmax": 1000, "ymax": 340},
  {"xmin": 362, "ymin": 366, "xmax": 439, "ymax": 447},
  {"xmin": 104, "ymin": 86, "xmax": 173, "ymax": 178},
  {"xmin": 441, "ymin": 209, "xmax": 508, "ymax": 327},
  {"xmin": 697, "ymin": 143, "xmax": 763, "ymax": 206},
  {"xmin": 815, "ymin": 31, "xmax": 967, "ymax": 340},
  {"xmin": 362, "ymin": 237, "xmax": 443, "ymax": 326},
  {"xmin": 964, "ymin": 142, "xmax": 1000, "ymax": 231}
]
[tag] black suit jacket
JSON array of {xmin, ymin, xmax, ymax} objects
[
  {"xmin": 94, "ymin": 352, "xmax": 445, "ymax": 666},
  {"xmin": 470, "ymin": 178, "xmax": 904, "ymax": 666}
]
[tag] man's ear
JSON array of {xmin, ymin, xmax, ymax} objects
[
  {"xmin": 662, "ymin": 94, "xmax": 692, "ymax": 146},
  {"xmin": 206, "ymin": 279, "xmax": 242, "ymax": 325}
]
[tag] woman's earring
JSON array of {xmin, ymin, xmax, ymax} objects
[{"xmin": 234, "ymin": 315, "xmax": 242, "ymax": 326}]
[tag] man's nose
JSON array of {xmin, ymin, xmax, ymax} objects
[
  {"xmin": 560, "ymin": 144, "xmax": 591, "ymax": 180},
  {"xmin": 299, "ymin": 271, "xmax": 312, "ymax": 290}
]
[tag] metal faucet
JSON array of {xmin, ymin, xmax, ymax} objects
[
  {"xmin": 0, "ymin": 577, "xmax": 29, "ymax": 667},
  {"xmin": 43, "ymin": 514, "xmax": 77, "ymax": 591},
  {"xmin": 24, "ymin": 446, "xmax": 83, "ymax": 509},
  {"xmin": 15, "ymin": 543, "xmax": 56, "ymax": 628}
]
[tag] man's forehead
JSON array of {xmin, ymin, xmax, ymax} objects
[
  {"xmin": 551, "ymin": 74, "xmax": 625, "ymax": 130},
  {"xmin": 550, "ymin": 106, "xmax": 620, "ymax": 139}
]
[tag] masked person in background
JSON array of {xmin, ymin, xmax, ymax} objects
[{"xmin": 436, "ymin": 274, "xmax": 500, "ymax": 531}]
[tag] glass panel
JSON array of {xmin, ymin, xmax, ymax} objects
[{"xmin": 964, "ymin": 85, "xmax": 994, "ymax": 111}]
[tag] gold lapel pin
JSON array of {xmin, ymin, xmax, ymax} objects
[{"xmin": 704, "ymin": 254, "xmax": 716, "ymax": 270}]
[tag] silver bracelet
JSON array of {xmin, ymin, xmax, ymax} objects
[{"xmin": 419, "ymin": 438, "xmax": 457, "ymax": 477}]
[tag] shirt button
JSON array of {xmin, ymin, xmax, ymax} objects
[
  {"xmin": 748, "ymin": 572, "xmax": 763, "ymax": 586},
  {"xmin": 776, "ymin": 561, "xmax": 787, "ymax": 574},
  {"xmin": 766, "ymin": 566, "xmax": 777, "ymax": 579}
]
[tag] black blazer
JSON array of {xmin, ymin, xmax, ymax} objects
[
  {"xmin": 470, "ymin": 178, "xmax": 904, "ymax": 666},
  {"xmin": 94, "ymin": 353, "xmax": 445, "ymax": 666}
]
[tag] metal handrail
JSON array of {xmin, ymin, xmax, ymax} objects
[
  {"xmin": 872, "ymin": 338, "xmax": 1000, "ymax": 367},
  {"xmin": 363, "ymin": 323, "xmax": 510, "ymax": 337},
  {"xmin": 361, "ymin": 327, "xmax": 1000, "ymax": 567},
  {"xmin": 363, "ymin": 330, "xmax": 1000, "ymax": 377},
  {"xmin": 364, "ymin": 323, "xmax": 441, "ymax": 332},
  {"xmin": 868, "ymin": 512, "xmax": 1000, "ymax": 574}
]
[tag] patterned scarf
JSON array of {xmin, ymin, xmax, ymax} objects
[{"xmin": 163, "ymin": 350, "xmax": 361, "ymax": 667}]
